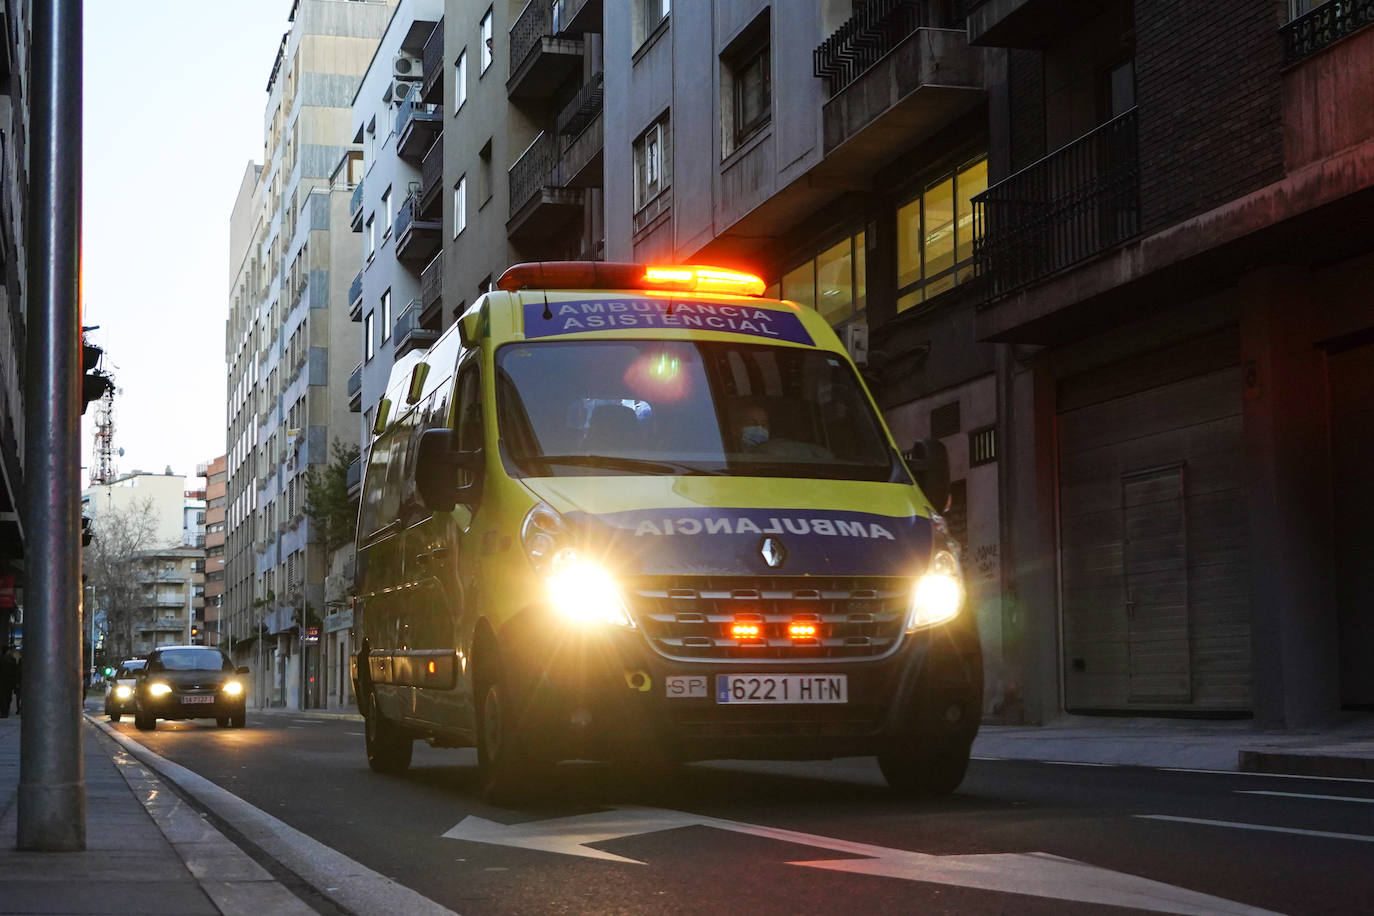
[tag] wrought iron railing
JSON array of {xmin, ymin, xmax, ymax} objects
[
  {"xmin": 422, "ymin": 17, "xmax": 444, "ymax": 100},
  {"xmin": 347, "ymin": 363, "xmax": 362, "ymax": 400},
  {"xmin": 1282, "ymin": 0, "xmax": 1374, "ymax": 63},
  {"xmin": 422, "ymin": 254, "xmax": 442, "ymax": 311},
  {"xmin": 814, "ymin": 0, "xmax": 963, "ymax": 97},
  {"xmin": 557, "ymin": 70, "xmax": 604, "ymax": 136},
  {"xmin": 973, "ymin": 108, "xmax": 1140, "ymax": 298},
  {"xmin": 509, "ymin": 131, "xmax": 555, "ymax": 216},
  {"xmin": 349, "ymin": 179, "xmax": 364, "ymax": 221},
  {"xmin": 393, "ymin": 95, "xmax": 440, "ymax": 137},
  {"xmin": 511, "ymin": 1, "xmax": 553, "ymax": 77}
]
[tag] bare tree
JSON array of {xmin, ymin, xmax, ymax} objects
[{"xmin": 84, "ymin": 498, "xmax": 160, "ymax": 659}]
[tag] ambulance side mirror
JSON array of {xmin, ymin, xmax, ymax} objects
[
  {"xmin": 907, "ymin": 438, "xmax": 950, "ymax": 513},
  {"xmin": 415, "ymin": 429, "xmax": 482, "ymax": 512}
]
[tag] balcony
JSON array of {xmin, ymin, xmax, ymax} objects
[
  {"xmin": 973, "ymin": 108, "xmax": 1139, "ymax": 299},
  {"xmin": 965, "ymin": 0, "xmax": 1103, "ymax": 48},
  {"xmin": 508, "ymin": 1, "xmax": 584, "ymax": 102},
  {"xmin": 348, "ymin": 362, "xmax": 362, "ymax": 413},
  {"xmin": 394, "ymin": 191, "xmax": 442, "ymax": 267},
  {"xmin": 421, "ymin": 17, "xmax": 444, "ymax": 103},
  {"xmin": 812, "ymin": 2, "xmax": 983, "ymax": 180},
  {"xmin": 349, "ymin": 179, "xmax": 365, "ymax": 231},
  {"xmin": 554, "ymin": 72, "xmax": 604, "ymax": 188},
  {"xmin": 393, "ymin": 298, "xmax": 439, "ymax": 358},
  {"xmin": 346, "ymin": 457, "xmax": 362, "ymax": 499},
  {"xmin": 348, "ymin": 269, "xmax": 364, "ymax": 321},
  {"xmin": 1283, "ymin": 0, "xmax": 1374, "ymax": 64},
  {"xmin": 553, "ymin": 0, "xmax": 602, "ymax": 35},
  {"xmin": 395, "ymin": 96, "xmax": 442, "ymax": 162},
  {"xmin": 508, "ymin": 131, "xmax": 584, "ymax": 247},
  {"xmin": 420, "ymin": 138, "xmax": 443, "ymax": 220},
  {"xmin": 421, "ymin": 254, "xmax": 442, "ymax": 321}
]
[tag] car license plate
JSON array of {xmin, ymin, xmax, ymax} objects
[
  {"xmin": 181, "ymin": 695, "xmax": 214, "ymax": 704},
  {"xmin": 666, "ymin": 675, "xmax": 709, "ymax": 698},
  {"xmin": 716, "ymin": 674, "xmax": 847, "ymax": 705}
]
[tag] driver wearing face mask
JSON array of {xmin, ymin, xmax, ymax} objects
[{"xmin": 735, "ymin": 404, "xmax": 772, "ymax": 449}]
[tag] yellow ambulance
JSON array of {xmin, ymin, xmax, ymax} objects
[{"xmin": 353, "ymin": 261, "xmax": 981, "ymax": 800}]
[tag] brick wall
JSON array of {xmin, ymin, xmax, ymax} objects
[
  {"xmin": 1135, "ymin": 0, "xmax": 1285, "ymax": 234},
  {"xmin": 1008, "ymin": 49, "xmax": 1046, "ymax": 172}
]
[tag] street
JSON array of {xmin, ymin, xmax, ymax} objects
[{"xmin": 104, "ymin": 710, "xmax": 1374, "ymax": 915}]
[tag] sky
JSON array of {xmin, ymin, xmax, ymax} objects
[{"xmin": 80, "ymin": 1, "xmax": 292, "ymax": 489}]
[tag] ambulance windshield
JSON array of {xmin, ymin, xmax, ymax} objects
[{"xmin": 495, "ymin": 340, "xmax": 905, "ymax": 481}]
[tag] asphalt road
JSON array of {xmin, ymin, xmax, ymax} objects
[{"xmin": 103, "ymin": 708, "xmax": 1374, "ymax": 915}]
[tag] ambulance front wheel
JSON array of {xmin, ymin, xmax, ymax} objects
[
  {"xmin": 364, "ymin": 690, "xmax": 413, "ymax": 774},
  {"xmin": 877, "ymin": 737, "xmax": 972, "ymax": 796},
  {"xmin": 475, "ymin": 673, "xmax": 549, "ymax": 804}
]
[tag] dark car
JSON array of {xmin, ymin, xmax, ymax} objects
[
  {"xmin": 133, "ymin": 646, "xmax": 249, "ymax": 731},
  {"xmin": 103, "ymin": 658, "xmax": 146, "ymax": 721}
]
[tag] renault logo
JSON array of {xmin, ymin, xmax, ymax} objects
[{"xmin": 760, "ymin": 537, "xmax": 786, "ymax": 568}]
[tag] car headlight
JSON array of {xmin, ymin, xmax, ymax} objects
[
  {"xmin": 222, "ymin": 681, "xmax": 243, "ymax": 696},
  {"xmin": 908, "ymin": 514, "xmax": 964, "ymax": 631},
  {"xmin": 148, "ymin": 682, "xmax": 172, "ymax": 697},
  {"xmin": 522, "ymin": 503, "xmax": 633, "ymax": 628},
  {"xmin": 114, "ymin": 685, "xmax": 132, "ymax": 700}
]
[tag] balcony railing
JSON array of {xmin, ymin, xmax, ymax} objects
[
  {"xmin": 347, "ymin": 362, "xmax": 362, "ymax": 403},
  {"xmin": 510, "ymin": 131, "xmax": 556, "ymax": 216},
  {"xmin": 815, "ymin": 0, "xmax": 962, "ymax": 98},
  {"xmin": 396, "ymin": 96, "xmax": 442, "ymax": 161},
  {"xmin": 393, "ymin": 298, "xmax": 439, "ymax": 357},
  {"xmin": 511, "ymin": 1, "xmax": 554, "ymax": 78},
  {"xmin": 349, "ymin": 269, "xmax": 363, "ymax": 314},
  {"xmin": 422, "ymin": 16, "xmax": 444, "ymax": 102},
  {"xmin": 349, "ymin": 179, "xmax": 365, "ymax": 230},
  {"xmin": 1282, "ymin": 0, "xmax": 1374, "ymax": 64},
  {"xmin": 557, "ymin": 71, "xmax": 604, "ymax": 137},
  {"xmin": 420, "ymin": 139, "xmax": 443, "ymax": 218},
  {"xmin": 421, "ymin": 254, "xmax": 442, "ymax": 313},
  {"xmin": 973, "ymin": 108, "xmax": 1140, "ymax": 298},
  {"xmin": 346, "ymin": 457, "xmax": 362, "ymax": 494},
  {"xmin": 553, "ymin": 0, "xmax": 602, "ymax": 35},
  {"xmin": 394, "ymin": 192, "xmax": 416, "ymax": 239}
]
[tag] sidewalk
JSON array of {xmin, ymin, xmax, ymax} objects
[{"xmin": 0, "ymin": 710, "xmax": 315, "ymax": 916}]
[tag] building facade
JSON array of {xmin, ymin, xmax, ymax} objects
[
  {"xmin": 223, "ymin": 0, "xmax": 394, "ymax": 709},
  {"xmin": 200, "ymin": 456, "xmax": 228, "ymax": 647},
  {"xmin": 968, "ymin": 0, "xmax": 1374, "ymax": 725}
]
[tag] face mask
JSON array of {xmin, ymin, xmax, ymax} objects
[{"xmin": 741, "ymin": 425, "xmax": 769, "ymax": 447}]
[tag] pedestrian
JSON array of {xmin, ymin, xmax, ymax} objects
[{"xmin": 0, "ymin": 644, "xmax": 17, "ymax": 717}]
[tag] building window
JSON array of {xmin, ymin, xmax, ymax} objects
[
  {"xmin": 381, "ymin": 186, "xmax": 392, "ymax": 234},
  {"xmin": 480, "ymin": 8, "xmax": 493, "ymax": 74},
  {"xmin": 723, "ymin": 19, "xmax": 770, "ymax": 156},
  {"xmin": 633, "ymin": 113, "xmax": 670, "ymax": 214},
  {"xmin": 636, "ymin": 0, "xmax": 670, "ymax": 46},
  {"xmin": 380, "ymin": 289, "xmax": 392, "ymax": 342},
  {"xmin": 969, "ymin": 425, "xmax": 997, "ymax": 467},
  {"xmin": 455, "ymin": 49, "xmax": 467, "ymax": 110},
  {"xmin": 454, "ymin": 175, "xmax": 467, "ymax": 237},
  {"xmin": 364, "ymin": 311, "xmax": 375, "ymax": 361},
  {"xmin": 777, "ymin": 229, "xmax": 866, "ymax": 326},
  {"xmin": 896, "ymin": 158, "xmax": 987, "ymax": 312},
  {"xmin": 365, "ymin": 215, "xmax": 375, "ymax": 258}
]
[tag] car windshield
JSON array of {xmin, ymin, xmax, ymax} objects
[
  {"xmin": 496, "ymin": 339, "xmax": 905, "ymax": 481},
  {"xmin": 117, "ymin": 661, "xmax": 145, "ymax": 677},
  {"xmin": 154, "ymin": 648, "xmax": 231, "ymax": 672}
]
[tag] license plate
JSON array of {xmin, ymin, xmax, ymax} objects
[
  {"xmin": 181, "ymin": 695, "xmax": 214, "ymax": 704},
  {"xmin": 666, "ymin": 675, "xmax": 709, "ymax": 698},
  {"xmin": 716, "ymin": 674, "xmax": 848, "ymax": 705}
]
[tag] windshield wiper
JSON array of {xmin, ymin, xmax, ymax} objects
[{"xmin": 531, "ymin": 454, "xmax": 724, "ymax": 476}]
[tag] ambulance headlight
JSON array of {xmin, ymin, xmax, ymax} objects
[
  {"xmin": 908, "ymin": 548, "xmax": 963, "ymax": 631},
  {"xmin": 545, "ymin": 549, "xmax": 633, "ymax": 628},
  {"xmin": 521, "ymin": 502, "xmax": 567, "ymax": 574}
]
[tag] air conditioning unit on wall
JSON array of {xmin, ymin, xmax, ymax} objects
[
  {"xmin": 841, "ymin": 322, "xmax": 869, "ymax": 367},
  {"xmin": 393, "ymin": 53, "xmax": 422, "ymax": 81},
  {"xmin": 389, "ymin": 79, "xmax": 416, "ymax": 106}
]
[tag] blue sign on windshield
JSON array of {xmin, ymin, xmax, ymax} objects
[{"xmin": 523, "ymin": 299, "xmax": 814, "ymax": 346}]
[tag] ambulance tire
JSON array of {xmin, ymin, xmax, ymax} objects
[
  {"xmin": 476, "ymin": 675, "xmax": 547, "ymax": 805},
  {"xmin": 364, "ymin": 691, "xmax": 413, "ymax": 775},
  {"xmin": 877, "ymin": 739, "xmax": 971, "ymax": 796}
]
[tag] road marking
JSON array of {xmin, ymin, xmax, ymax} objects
[
  {"xmin": 1237, "ymin": 790, "xmax": 1374, "ymax": 804},
  {"xmin": 1137, "ymin": 814, "xmax": 1374, "ymax": 843},
  {"xmin": 1158, "ymin": 767, "xmax": 1374, "ymax": 783},
  {"xmin": 444, "ymin": 806, "xmax": 1275, "ymax": 914}
]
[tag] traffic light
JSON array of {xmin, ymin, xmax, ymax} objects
[
  {"xmin": 81, "ymin": 342, "xmax": 114, "ymax": 414},
  {"xmin": 103, "ymin": 666, "xmax": 114, "ymax": 678}
]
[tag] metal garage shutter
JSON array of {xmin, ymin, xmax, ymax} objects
[{"xmin": 1058, "ymin": 363, "xmax": 1250, "ymax": 713}]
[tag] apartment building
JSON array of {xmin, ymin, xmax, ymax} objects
[
  {"xmin": 0, "ymin": 0, "xmax": 29, "ymax": 648},
  {"xmin": 223, "ymin": 0, "xmax": 394, "ymax": 709},
  {"xmin": 199, "ymin": 456, "xmax": 228, "ymax": 647},
  {"xmin": 968, "ymin": 0, "xmax": 1374, "ymax": 725}
]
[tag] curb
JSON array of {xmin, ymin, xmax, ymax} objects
[
  {"xmin": 1238, "ymin": 750, "xmax": 1374, "ymax": 780},
  {"xmin": 253, "ymin": 706, "xmax": 363, "ymax": 722}
]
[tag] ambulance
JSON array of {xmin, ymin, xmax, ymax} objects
[{"xmin": 353, "ymin": 261, "xmax": 981, "ymax": 800}]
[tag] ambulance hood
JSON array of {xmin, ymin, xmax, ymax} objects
[{"xmin": 522, "ymin": 475, "xmax": 935, "ymax": 578}]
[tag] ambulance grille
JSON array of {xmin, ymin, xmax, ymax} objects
[{"xmin": 626, "ymin": 576, "xmax": 909, "ymax": 661}]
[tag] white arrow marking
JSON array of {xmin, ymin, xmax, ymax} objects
[{"xmin": 444, "ymin": 806, "xmax": 1277, "ymax": 914}]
